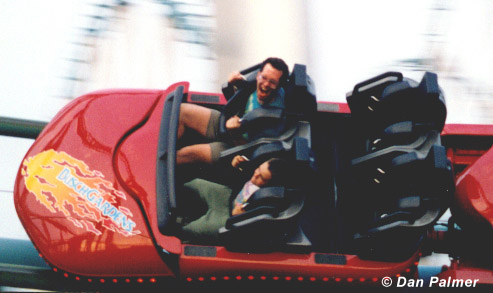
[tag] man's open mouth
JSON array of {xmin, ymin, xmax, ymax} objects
[{"xmin": 259, "ymin": 86, "xmax": 271, "ymax": 95}]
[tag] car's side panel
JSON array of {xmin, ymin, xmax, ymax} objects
[
  {"xmin": 14, "ymin": 89, "xmax": 175, "ymax": 277},
  {"xmin": 454, "ymin": 146, "xmax": 493, "ymax": 230},
  {"xmin": 115, "ymin": 83, "xmax": 188, "ymax": 255},
  {"xmin": 179, "ymin": 246, "xmax": 420, "ymax": 282}
]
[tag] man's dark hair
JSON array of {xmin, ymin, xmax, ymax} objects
[
  {"xmin": 265, "ymin": 158, "xmax": 289, "ymax": 186},
  {"xmin": 261, "ymin": 57, "xmax": 289, "ymax": 87}
]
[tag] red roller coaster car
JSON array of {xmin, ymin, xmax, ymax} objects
[{"xmin": 13, "ymin": 64, "xmax": 493, "ymax": 289}]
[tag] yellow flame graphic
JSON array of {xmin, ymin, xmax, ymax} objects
[{"xmin": 21, "ymin": 149, "xmax": 140, "ymax": 236}]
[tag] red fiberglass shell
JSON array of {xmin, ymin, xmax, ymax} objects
[
  {"xmin": 437, "ymin": 260, "xmax": 493, "ymax": 285},
  {"xmin": 443, "ymin": 124, "xmax": 493, "ymax": 230},
  {"xmin": 13, "ymin": 83, "xmax": 189, "ymax": 277},
  {"xmin": 454, "ymin": 145, "xmax": 493, "ymax": 230}
]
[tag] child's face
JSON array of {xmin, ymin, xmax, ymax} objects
[{"xmin": 250, "ymin": 162, "xmax": 272, "ymax": 187}]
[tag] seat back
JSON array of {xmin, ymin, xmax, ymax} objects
[
  {"xmin": 218, "ymin": 137, "xmax": 314, "ymax": 251},
  {"xmin": 284, "ymin": 64, "xmax": 317, "ymax": 122},
  {"xmin": 218, "ymin": 63, "xmax": 316, "ymax": 142},
  {"xmin": 218, "ymin": 64, "xmax": 316, "ymax": 165},
  {"xmin": 347, "ymin": 72, "xmax": 447, "ymax": 152},
  {"xmin": 341, "ymin": 71, "xmax": 455, "ymax": 260},
  {"xmin": 221, "ymin": 63, "xmax": 262, "ymax": 101},
  {"xmin": 216, "ymin": 64, "xmax": 317, "ymax": 251}
]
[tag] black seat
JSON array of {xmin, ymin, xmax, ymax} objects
[
  {"xmin": 216, "ymin": 64, "xmax": 317, "ymax": 250},
  {"xmin": 218, "ymin": 63, "xmax": 316, "ymax": 166},
  {"xmin": 341, "ymin": 71, "xmax": 455, "ymax": 261},
  {"xmin": 221, "ymin": 63, "xmax": 262, "ymax": 101},
  {"xmin": 346, "ymin": 71, "xmax": 447, "ymax": 154},
  {"xmin": 218, "ymin": 137, "xmax": 314, "ymax": 251}
]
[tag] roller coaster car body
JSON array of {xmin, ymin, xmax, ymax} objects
[{"xmin": 13, "ymin": 66, "xmax": 493, "ymax": 286}]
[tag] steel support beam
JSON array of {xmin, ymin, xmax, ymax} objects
[{"xmin": 0, "ymin": 117, "xmax": 47, "ymax": 139}]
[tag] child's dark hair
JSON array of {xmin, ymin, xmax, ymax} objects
[{"xmin": 265, "ymin": 158, "xmax": 289, "ymax": 186}]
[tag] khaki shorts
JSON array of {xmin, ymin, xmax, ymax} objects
[{"xmin": 206, "ymin": 109, "xmax": 231, "ymax": 163}]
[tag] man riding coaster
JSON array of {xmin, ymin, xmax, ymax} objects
[{"xmin": 176, "ymin": 57, "xmax": 289, "ymax": 165}]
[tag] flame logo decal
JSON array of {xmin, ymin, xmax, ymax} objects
[{"xmin": 21, "ymin": 149, "xmax": 140, "ymax": 236}]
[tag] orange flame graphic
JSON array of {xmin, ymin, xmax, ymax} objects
[{"xmin": 21, "ymin": 149, "xmax": 140, "ymax": 236}]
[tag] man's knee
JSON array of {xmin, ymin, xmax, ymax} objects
[
  {"xmin": 179, "ymin": 104, "xmax": 212, "ymax": 137},
  {"xmin": 177, "ymin": 144, "xmax": 212, "ymax": 165},
  {"xmin": 179, "ymin": 104, "xmax": 194, "ymax": 123}
]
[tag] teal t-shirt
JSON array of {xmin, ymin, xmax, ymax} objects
[
  {"xmin": 242, "ymin": 88, "xmax": 285, "ymax": 140},
  {"xmin": 243, "ymin": 88, "xmax": 285, "ymax": 116}
]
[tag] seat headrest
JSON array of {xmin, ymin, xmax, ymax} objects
[
  {"xmin": 347, "ymin": 71, "xmax": 447, "ymax": 132},
  {"xmin": 284, "ymin": 64, "xmax": 317, "ymax": 120},
  {"xmin": 222, "ymin": 63, "xmax": 261, "ymax": 100}
]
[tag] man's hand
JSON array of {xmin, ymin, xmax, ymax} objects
[
  {"xmin": 228, "ymin": 71, "xmax": 246, "ymax": 85},
  {"xmin": 226, "ymin": 115, "xmax": 241, "ymax": 130}
]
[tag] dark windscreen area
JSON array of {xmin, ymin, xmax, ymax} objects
[{"xmin": 156, "ymin": 85, "xmax": 184, "ymax": 235}]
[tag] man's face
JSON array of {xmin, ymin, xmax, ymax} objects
[
  {"xmin": 256, "ymin": 63, "xmax": 283, "ymax": 104},
  {"xmin": 250, "ymin": 161, "xmax": 272, "ymax": 187}
]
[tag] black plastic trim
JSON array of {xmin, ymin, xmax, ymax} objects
[
  {"xmin": 314, "ymin": 254, "xmax": 347, "ymax": 265},
  {"xmin": 157, "ymin": 85, "xmax": 184, "ymax": 234},
  {"xmin": 184, "ymin": 246, "xmax": 217, "ymax": 257},
  {"xmin": 190, "ymin": 93, "xmax": 220, "ymax": 103}
]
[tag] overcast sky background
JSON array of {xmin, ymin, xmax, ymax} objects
[
  {"xmin": 2, "ymin": 0, "xmax": 493, "ymax": 121},
  {"xmin": 1, "ymin": 0, "xmax": 493, "ymax": 240}
]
